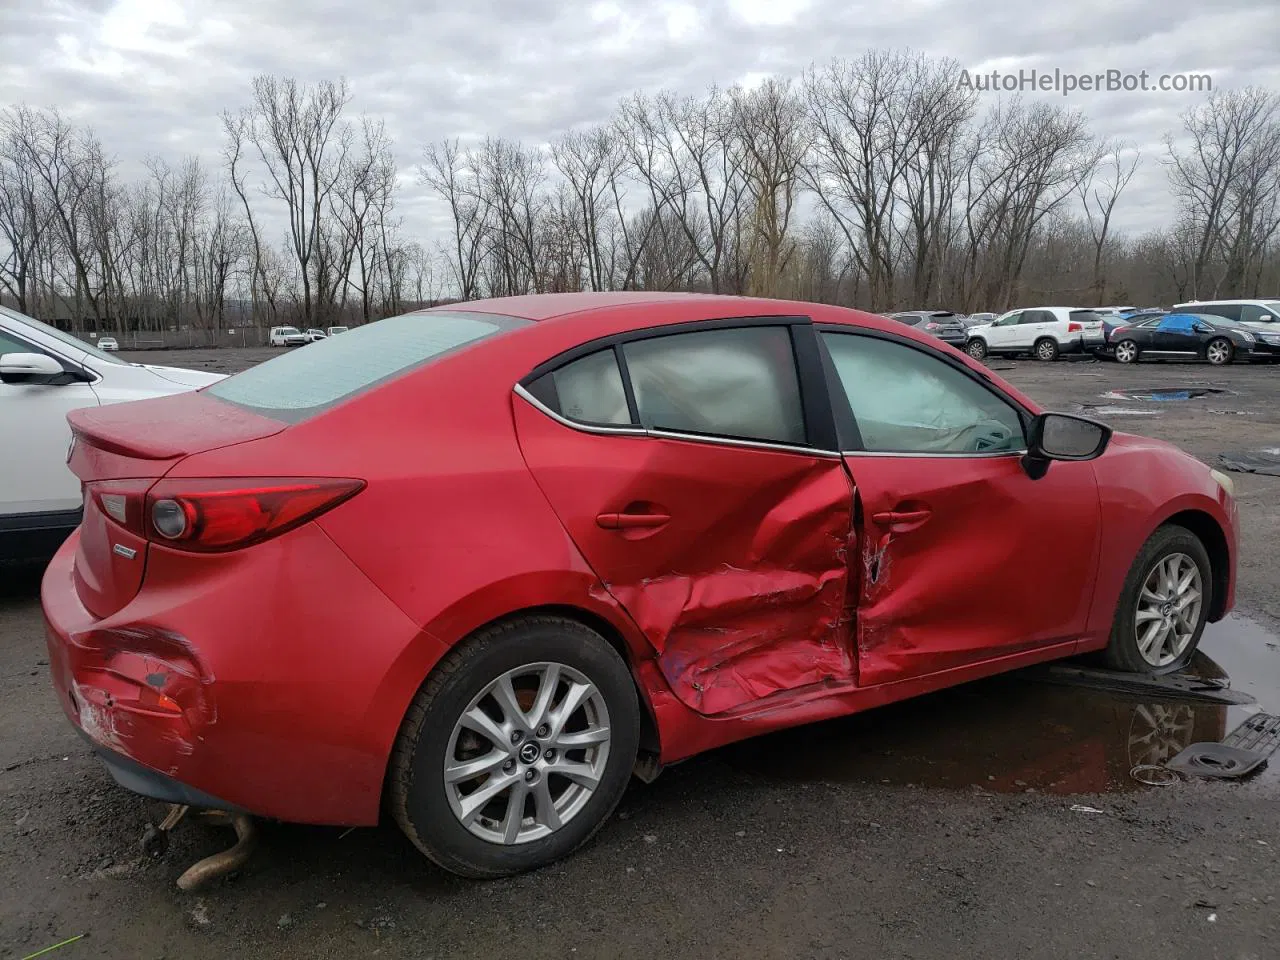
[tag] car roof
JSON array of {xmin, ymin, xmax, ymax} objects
[
  {"xmin": 419, "ymin": 291, "xmax": 905, "ymax": 334},
  {"xmin": 1173, "ymin": 299, "xmax": 1278, "ymax": 305}
]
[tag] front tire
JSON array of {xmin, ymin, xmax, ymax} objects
[
  {"xmin": 1114, "ymin": 340, "xmax": 1139, "ymax": 364},
  {"xmin": 389, "ymin": 616, "xmax": 641, "ymax": 879},
  {"xmin": 965, "ymin": 338, "xmax": 988, "ymax": 361},
  {"xmin": 1034, "ymin": 338, "xmax": 1060, "ymax": 362},
  {"xmin": 1103, "ymin": 526, "xmax": 1212, "ymax": 676},
  {"xmin": 1206, "ymin": 338, "xmax": 1234, "ymax": 366}
]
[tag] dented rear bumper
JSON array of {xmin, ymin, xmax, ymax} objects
[{"xmin": 41, "ymin": 524, "xmax": 441, "ymax": 826}]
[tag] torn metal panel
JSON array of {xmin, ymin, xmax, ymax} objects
[{"xmin": 513, "ymin": 401, "xmax": 856, "ymax": 715}]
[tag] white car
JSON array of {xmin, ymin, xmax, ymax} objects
[
  {"xmin": 97, "ymin": 336, "xmax": 119, "ymax": 351},
  {"xmin": 964, "ymin": 307, "xmax": 1107, "ymax": 362},
  {"xmin": 1172, "ymin": 299, "xmax": 1280, "ymax": 330},
  {"xmin": 269, "ymin": 326, "xmax": 307, "ymax": 347},
  {"xmin": 304, "ymin": 328, "xmax": 327, "ymax": 342},
  {"xmin": 0, "ymin": 305, "xmax": 226, "ymax": 564},
  {"xmin": 326, "ymin": 326, "xmax": 349, "ymax": 336}
]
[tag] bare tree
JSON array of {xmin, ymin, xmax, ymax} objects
[
  {"xmin": 731, "ymin": 78, "xmax": 809, "ymax": 297},
  {"xmin": 1165, "ymin": 87, "xmax": 1280, "ymax": 296},
  {"xmin": 1077, "ymin": 140, "xmax": 1140, "ymax": 304},
  {"xmin": 420, "ymin": 138, "xmax": 488, "ymax": 300},
  {"xmin": 224, "ymin": 75, "xmax": 353, "ymax": 324}
]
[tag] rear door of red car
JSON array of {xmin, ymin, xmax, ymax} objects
[
  {"xmin": 511, "ymin": 317, "xmax": 856, "ymax": 716},
  {"xmin": 814, "ymin": 325, "xmax": 1103, "ymax": 686}
]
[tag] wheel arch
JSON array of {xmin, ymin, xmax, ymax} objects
[
  {"xmin": 1160, "ymin": 509, "xmax": 1231, "ymax": 623},
  {"xmin": 377, "ymin": 598, "xmax": 667, "ymax": 819}
]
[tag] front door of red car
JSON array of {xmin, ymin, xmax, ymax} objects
[
  {"xmin": 512, "ymin": 321, "xmax": 855, "ymax": 716},
  {"xmin": 816, "ymin": 328, "xmax": 1103, "ymax": 687}
]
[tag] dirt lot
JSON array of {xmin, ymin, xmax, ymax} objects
[{"xmin": 3, "ymin": 349, "xmax": 1280, "ymax": 960}]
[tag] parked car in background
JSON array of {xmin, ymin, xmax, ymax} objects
[
  {"xmin": 326, "ymin": 326, "xmax": 350, "ymax": 336},
  {"xmin": 1101, "ymin": 309, "xmax": 1166, "ymax": 347},
  {"xmin": 886, "ymin": 311, "xmax": 967, "ymax": 348},
  {"xmin": 304, "ymin": 328, "xmax": 327, "ymax": 342},
  {"xmin": 43, "ymin": 292, "xmax": 1237, "ymax": 880},
  {"xmin": 964, "ymin": 307, "xmax": 1107, "ymax": 361},
  {"xmin": 96, "ymin": 336, "xmax": 119, "ymax": 352},
  {"xmin": 0, "ymin": 305, "xmax": 225, "ymax": 564},
  {"xmin": 1097, "ymin": 305, "xmax": 1136, "ymax": 315},
  {"xmin": 269, "ymin": 326, "xmax": 307, "ymax": 347},
  {"xmin": 963, "ymin": 312, "xmax": 997, "ymax": 327},
  {"xmin": 1109, "ymin": 312, "xmax": 1279, "ymax": 365},
  {"xmin": 1172, "ymin": 299, "xmax": 1280, "ymax": 331}
]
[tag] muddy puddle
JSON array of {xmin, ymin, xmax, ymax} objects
[
  {"xmin": 724, "ymin": 614, "xmax": 1280, "ymax": 795},
  {"xmin": 1102, "ymin": 386, "xmax": 1230, "ymax": 402}
]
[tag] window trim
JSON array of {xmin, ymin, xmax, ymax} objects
[
  {"xmin": 815, "ymin": 325, "xmax": 1034, "ymax": 458},
  {"xmin": 516, "ymin": 314, "xmax": 841, "ymax": 456}
]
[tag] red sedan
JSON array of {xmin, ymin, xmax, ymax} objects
[{"xmin": 42, "ymin": 292, "xmax": 1239, "ymax": 878}]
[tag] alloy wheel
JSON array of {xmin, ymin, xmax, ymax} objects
[
  {"xmin": 1115, "ymin": 341, "xmax": 1138, "ymax": 363},
  {"xmin": 444, "ymin": 662, "xmax": 612, "ymax": 845},
  {"xmin": 1134, "ymin": 553, "xmax": 1203, "ymax": 668},
  {"xmin": 1206, "ymin": 339, "xmax": 1232, "ymax": 365}
]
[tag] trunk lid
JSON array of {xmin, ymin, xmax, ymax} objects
[{"xmin": 66, "ymin": 392, "xmax": 286, "ymax": 618}]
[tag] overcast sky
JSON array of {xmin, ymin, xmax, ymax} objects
[{"xmin": 3, "ymin": 0, "xmax": 1278, "ymax": 244}]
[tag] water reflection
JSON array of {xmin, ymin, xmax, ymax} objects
[{"xmin": 724, "ymin": 615, "xmax": 1280, "ymax": 795}]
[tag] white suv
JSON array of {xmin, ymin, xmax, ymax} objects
[
  {"xmin": 1172, "ymin": 299, "xmax": 1280, "ymax": 331},
  {"xmin": 0, "ymin": 305, "xmax": 226, "ymax": 564},
  {"xmin": 964, "ymin": 307, "xmax": 1107, "ymax": 362}
]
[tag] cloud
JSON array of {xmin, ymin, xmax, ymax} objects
[{"xmin": 2, "ymin": 0, "xmax": 1278, "ymax": 245}]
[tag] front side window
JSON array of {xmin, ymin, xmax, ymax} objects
[
  {"xmin": 621, "ymin": 326, "xmax": 806, "ymax": 445},
  {"xmin": 1239, "ymin": 304, "xmax": 1277, "ymax": 324},
  {"xmin": 0, "ymin": 329, "xmax": 35, "ymax": 356},
  {"xmin": 525, "ymin": 348, "xmax": 632, "ymax": 426},
  {"xmin": 821, "ymin": 332, "xmax": 1025, "ymax": 454},
  {"xmin": 1157, "ymin": 314, "xmax": 1197, "ymax": 334},
  {"xmin": 993, "ymin": 312, "xmax": 1022, "ymax": 326},
  {"xmin": 0, "ymin": 306, "xmax": 126, "ymax": 365}
]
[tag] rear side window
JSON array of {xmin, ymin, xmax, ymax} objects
[
  {"xmin": 525, "ymin": 349, "xmax": 632, "ymax": 426},
  {"xmin": 208, "ymin": 310, "xmax": 528, "ymax": 422},
  {"xmin": 621, "ymin": 326, "xmax": 805, "ymax": 445},
  {"xmin": 1198, "ymin": 304, "xmax": 1242, "ymax": 322}
]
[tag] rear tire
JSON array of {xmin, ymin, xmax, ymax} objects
[
  {"xmin": 965, "ymin": 339, "xmax": 988, "ymax": 361},
  {"xmin": 1206, "ymin": 338, "xmax": 1234, "ymax": 366},
  {"xmin": 389, "ymin": 616, "xmax": 640, "ymax": 879},
  {"xmin": 1103, "ymin": 526, "xmax": 1212, "ymax": 676},
  {"xmin": 1034, "ymin": 338, "xmax": 1060, "ymax": 362},
  {"xmin": 1114, "ymin": 340, "xmax": 1139, "ymax": 364}
]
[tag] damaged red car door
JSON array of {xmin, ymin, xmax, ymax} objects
[
  {"xmin": 514, "ymin": 321, "xmax": 855, "ymax": 716},
  {"xmin": 817, "ymin": 328, "xmax": 1103, "ymax": 686}
]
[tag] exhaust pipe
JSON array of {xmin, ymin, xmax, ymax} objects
[{"xmin": 175, "ymin": 811, "xmax": 257, "ymax": 892}]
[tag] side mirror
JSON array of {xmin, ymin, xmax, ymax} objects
[
  {"xmin": 0, "ymin": 352, "xmax": 68, "ymax": 385},
  {"xmin": 1022, "ymin": 412, "xmax": 1112, "ymax": 479}
]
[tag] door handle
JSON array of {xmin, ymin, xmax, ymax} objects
[
  {"xmin": 872, "ymin": 508, "xmax": 932, "ymax": 532},
  {"xmin": 596, "ymin": 511, "xmax": 671, "ymax": 530}
]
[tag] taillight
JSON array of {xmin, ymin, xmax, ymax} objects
[
  {"xmin": 85, "ymin": 477, "xmax": 364, "ymax": 553},
  {"xmin": 925, "ymin": 322, "xmax": 939, "ymax": 330},
  {"xmin": 1067, "ymin": 322, "xmax": 1082, "ymax": 332}
]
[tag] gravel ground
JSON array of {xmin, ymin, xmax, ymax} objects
[{"xmin": 2, "ymin": 348, "xmax": 1279, "ymax": 960}]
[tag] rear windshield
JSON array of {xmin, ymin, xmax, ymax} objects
[
  {"xmin": 208, "ymin": 310, "xmax": 528, "ymax": 422},
  {"xmin": 1069, "ymin": 310, "xmax": 1104, "ymax": 323}
]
